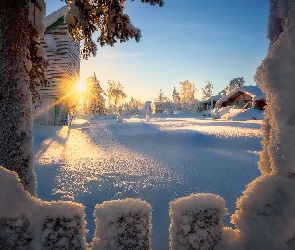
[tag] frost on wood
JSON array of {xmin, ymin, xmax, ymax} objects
[
  {"xmin": 31, "ymin": 201, "xmax": 87, "ymax": 250},
  {"xmin": 0, "ymin": 215, "xmax": 33, "ymax": 249},
  {"xmin": 255, "ymin": 21, "xmax": 295, "ymax": 175},
  {"xmin": 231, "ymin": 1, "xmax": 295, "ymax": 248},
  {"xmin": 0, "ymin": 166, "xmax": 87, "ymax": 249},
  {"xmin": 92, "ymin": 198, "xmax": 152, "ymax": 250},
  {"xmin": 254, "ymin": 0, "xmax": 295, "ymax": 175},
  {"xmin": 169, "ymin": 193, "xmax": 228, "ymax": 250},
  {"xmin": 39, "ymin": 214, "xmax": 85, "ymax": 249},
  {"xmin": 231, "ymin": 174, "xmax": 295, "ymax": 249}
]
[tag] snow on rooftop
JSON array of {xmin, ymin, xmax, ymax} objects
[
  {"xmin": 44, "ymin": 5, "xmax": 68, "ymax": 29},
  {"xmin": 215, "ymin": 86, "xmax": 266, "ymax": 108},
  {"xmin": 200, "ymin": 93, "xmax": 223, "ymax": 103}
]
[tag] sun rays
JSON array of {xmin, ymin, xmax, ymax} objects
[
  {"xmin": 76, "ymin": 81, "xmax": 87, "ymax": 93},
  {"xmin": 33, "ymin": 69, "xmax": 82, "ymax": 119}
]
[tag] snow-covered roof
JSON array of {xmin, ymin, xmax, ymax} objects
[
  {"xmin": 215, "ymin": 85, "xmax": 266, "ymax": 108},
  {"xmin": 200, "ymin": 93, "xmax": 222, "ymax": 104},
  {"xmin": 44, "ymin": 5, "xmax": 68, "ymax": 29}
]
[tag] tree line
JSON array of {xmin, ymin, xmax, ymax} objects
[{"xmin": 155, "ymin": 77, "xmax": 245, "ymax": 104}]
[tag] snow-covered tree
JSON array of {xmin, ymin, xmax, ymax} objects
[
  {"xmin": 107, "ymin": 81, "xmax": 127, "ymax": 109},
  {"xmin": 124, "ymin": 97, "xmax": 144, "ymax": 114},
  {"xmin": 179, "ymin": 80, "xmax": 197, "ymax": 106},
  {"xmin": 224, "ymin": 77, "xmax": 245, "ymax": 94},
  {"xmin": 0, "ymin": 0, "xmax": 48, "ymax": 195},
  {"xmin": 0, "ymin": 0, "xmax": 163, "ymax": 194},
  {"xmin": 155, "ymin": 89, "xmax": 164, "ymax": 101},
  {"xmin": 155, "ymin": 89, "xmax": 170, "ymax": 102},
  {"xmin": 63, "ymin": 0, "xmax": 164, "ymax": 59},
  {"xmin": 202, "ymin": 81, "xmax": 213, "ymax": 100},
  {"xmin": 172, "ymin": 87, "xmax": 181, "ymax": 103},
  {"xmin": 220, "ymin": 89, "xmax": 227, "ymax": 96},
  {"xmin": 84, "ymin": 73, "xmax": 106, "ymax": 115}
]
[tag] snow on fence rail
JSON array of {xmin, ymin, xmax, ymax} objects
[
  {"xmin": 92, "ymin": 198, "xmax": 152, "ymax": 250},
  {"xmin": 0, "ymin": 166, "xmax": 87, "ymax": 249},
  {"xmin": 169, "ymin": 193, "xmax": 228, "ymax": 250},
  {"xmin": 0, "ymin": 166, "xmax": 235, "ymax": 250}
]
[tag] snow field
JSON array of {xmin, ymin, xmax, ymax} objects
[{"xmin": 33, "ymin": 114, "xmax": 262, "ymax": 249}]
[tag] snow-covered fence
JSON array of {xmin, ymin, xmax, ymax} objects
[
  {"xmin": 33, "ymin": 204, "xmax": 87, "ymax": 249},
  {"xmin": 0, "ymin": 215, "xmax": 33, "ymax": 249},
  {"xmin": 92, "ymin": 198, "xmax": 152, "ymax": 250},
  {"xmin": 0, "ymin": 166, "xmax": 87, "ymax": 249},
  {"xmin": 230, "ymin": 174, "xmax": 295, "ymax": 249},
  {"xmin": 7, "ymin": 165, "xmax": 295, "ymax": 249},
  {"xmin": 169, "ymin": 193, "xmax": 228, "ymax": 250}
]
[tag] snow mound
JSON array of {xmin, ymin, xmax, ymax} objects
[
  {"xmin": 212, "ymin": 107, "xmax": 264, "ymax": 121},
  {"xmin": 222, "ymin": 108, "xmax": 264, "ymax": 121}
]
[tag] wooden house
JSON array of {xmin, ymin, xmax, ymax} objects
[
  {"xmin": 33, "ymin": 6, "xmax": 80, "ymax": 126},
  {"xmin": 214, "ymin": 86, "xmax": 266, "ymax": 110}
]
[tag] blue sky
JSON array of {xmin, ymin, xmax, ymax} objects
[{"xmin": 45, "ymin": 0, "xmax": 269, "ymax": 101}]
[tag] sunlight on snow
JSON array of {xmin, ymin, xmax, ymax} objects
[
  {"xmin": 35, "ymin": 126, "xmax": 70, "ymax": 165},
  {"xmin": 37, "ymin": 124, "xmax": 181, "ymax": 199},
  {"xmin": 37, "ymin": 140, "xmax": 65, "ymax": 165}
]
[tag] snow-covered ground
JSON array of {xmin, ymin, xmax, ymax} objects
[{"xmin": 33, "ymin": 113, "xmax": 262, "ymax": 249}]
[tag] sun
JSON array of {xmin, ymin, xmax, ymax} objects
[{"xmin": 76, "ymin": 81, "xmax": 87, "ymax": 93}]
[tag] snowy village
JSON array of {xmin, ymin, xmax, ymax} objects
[{"xmin": 1, "ymin": 0, "xmax": 295, "ymax": 250}]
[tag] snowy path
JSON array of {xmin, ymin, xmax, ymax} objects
[{"xmin": 33, "ymin": 115, "xmax": 262, "ymax": 249}]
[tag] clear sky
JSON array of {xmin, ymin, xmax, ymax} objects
[{"xmin": 45, "ymin": 0, "xmax": 270, "ymax": 102}]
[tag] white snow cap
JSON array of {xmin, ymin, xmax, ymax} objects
[
  {"xmin": 44, "ymin": 5, "xmax": 69, "ymax": 29},
  {"xmin": 169, "ymin": 193, "xmax": 228, "ymax": 219},
  {"xmin": 92, "ymin": 198, "xmax": 152, "ymax": 250}
]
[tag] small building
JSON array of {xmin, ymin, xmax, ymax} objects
[
  {"xmin": 214, "ymin": 86, "xmax": 266, "ymax": 110},
  {"xmin": 151, "ymin": 102, "xmax": 165, "ymax": 114},
  {"xmin": 33, "ymin": 6, "xmax": 80, "ymax": 126},
  {"xmin": 198, "ymin": 93, "xmax": 223, "ymax": 112}
]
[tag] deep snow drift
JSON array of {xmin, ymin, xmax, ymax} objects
[{"xmin": 33, "ymin": 113, "xmax": 262, "ymax": 249}]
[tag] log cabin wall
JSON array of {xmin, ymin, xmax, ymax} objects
[{"xmin": 33, "ymin": 13, "xmax": 80, "ymax": 126}]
